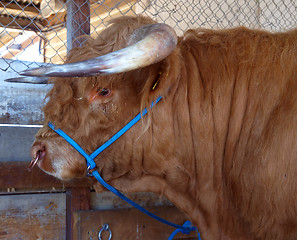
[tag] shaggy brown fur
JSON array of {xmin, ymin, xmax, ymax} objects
[{"xmin": 32, "ymin": 16, "xmax": 297, "ymax": 239}]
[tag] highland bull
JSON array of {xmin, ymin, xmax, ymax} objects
[{"xmin": 19, "ymin": 16, "xmax": 297, "ymax": 239}]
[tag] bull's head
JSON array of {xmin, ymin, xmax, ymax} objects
[{"xmin": 21, "ymin": 16, "xmax": 179, "ymax": 188}]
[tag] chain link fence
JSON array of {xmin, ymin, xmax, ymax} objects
[{"xmin": 0, "ymin": 0, "xmax": 296, "ymax": 74}]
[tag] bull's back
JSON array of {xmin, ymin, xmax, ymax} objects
[{"xmin": 178, "ymin": 27, "xmax": 297, "ymax": 239}]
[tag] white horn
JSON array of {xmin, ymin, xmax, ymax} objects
[{"xmin": 20, "ymin": 23, "xmax": 177, "ymax": 78}]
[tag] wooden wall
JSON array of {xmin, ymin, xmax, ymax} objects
[{"xmin": 0, "ymin": 162, "xmax": 195, "ymax": 239}]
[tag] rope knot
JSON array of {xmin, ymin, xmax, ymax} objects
[{"xmin": 181, "ymin": 220, "xmax": 197, "ymax": 234}]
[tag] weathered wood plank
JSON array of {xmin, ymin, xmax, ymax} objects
[
  {"xmin": 0, "ymin": 126, "xmax": 39, "ymax": 162},
  {"xmin": 0, "ymin": 59, "xmax": 51, "ymax": 125},
  {"xmin": 0, "ymin": 193, "xmax": 65, "ymax": 240},
  {"xmin": 0, "ymin": 32, "xmax": 20, "ymax": 49},
  {"xmin": 0, "ymin": 15, "xmax": 44, "ymax": 31},
  {"xmin": 0, "ymin": 0, "xmax": 40, "ymax": 19},
  {"xmin": 90, "ymin": 191, "xmax": 171, "ymax": 210},
  {"xmin": 73, "ymin": 206, "xmax": 197, "ymax": 240},
  {"xmin": 67, "ymin": 0, "xmax": 90, "ymax": 50},
  {"xmin": 67, "ymin": 188, "xmax": 91, "ymax": 240},
  {"xmin": 0, "ymin": 161, "xmax": 93, "ymax": 190}
]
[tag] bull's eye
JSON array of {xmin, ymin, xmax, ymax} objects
[{"xmin": 98, "ymin": 88, "xmax": 110, "ymax": 96}]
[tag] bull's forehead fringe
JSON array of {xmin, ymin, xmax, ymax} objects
[{"xmin": 66, "ymin": 16, "xmax": 157, "ymax": 64}]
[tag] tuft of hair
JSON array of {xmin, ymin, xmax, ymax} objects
[{"xmin": 66, "ymin": 16, "xmax": 157, "ymax": 63}]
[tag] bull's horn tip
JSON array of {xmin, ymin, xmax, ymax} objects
[
  {"xmin": 19, "ymin": 67, "xmax": 49, "ymax": 77},
  {"xmin": 4, "ymin": 76, "xmax": 49, "ymax": 84},
  {"xmin": 19, "ymin": 69, "xmax": 38, "ymax": 76}
]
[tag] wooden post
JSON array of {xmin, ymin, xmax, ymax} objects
[
  {"xmin": 66, "ymin": 0, "xmax": 90, "ymax": 50},
  {"xmin": 66, "ymin": 187, "xmax": 91, "ymax": 240},
  {"xmin": 65, "ymin": 1, "xmax": 91, "ymax": 239}
]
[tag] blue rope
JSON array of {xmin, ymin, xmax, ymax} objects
[
  {"xmin": 48, "ymin": 96, "xmax": 201, "ymax": 239},
  {"xmin": 91, "ymin": 170, "xmax": 197, "ymax": 233},
  {"xmin": 48, "ymin": 122, "xmax": 97, "ymax": 169},
  {"xmin": 168, "ymin": 221, "xmax": 201, "ymax": 240}
]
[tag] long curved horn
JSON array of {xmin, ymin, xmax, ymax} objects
[
  {"xmin": 5, "ymin": 76, "xmax": 49, "ymax": 84},
  {"xmin": 20, "ymin": 23, "xmax": 177, "ymax": 78}
]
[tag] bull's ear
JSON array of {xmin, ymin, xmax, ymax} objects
[{"xmin": 147, "ymin": 52, "xmax": 179, "ymax": 100}]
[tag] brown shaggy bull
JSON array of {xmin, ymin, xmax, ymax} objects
[{"xmin": 24, "ymin": 16, "xmax": 297, "ymax": 239}]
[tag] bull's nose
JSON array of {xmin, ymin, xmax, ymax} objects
[{"xmin": 29, "ymin": 142, "xmax": 47, "ymax": 171}]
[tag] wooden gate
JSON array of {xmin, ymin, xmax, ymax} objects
[{"xmin": 0, "ymin": 162, "xmax": 196, "ymax": 239}]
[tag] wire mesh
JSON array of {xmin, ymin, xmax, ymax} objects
[{"xmin": 0, "ymin": 0, "xmax": 296, "ymax": 74}]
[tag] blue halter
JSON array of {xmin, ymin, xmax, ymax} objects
[{"xmin": 48, "ymin": 96, "xmax": 201, "ymax": 240}]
